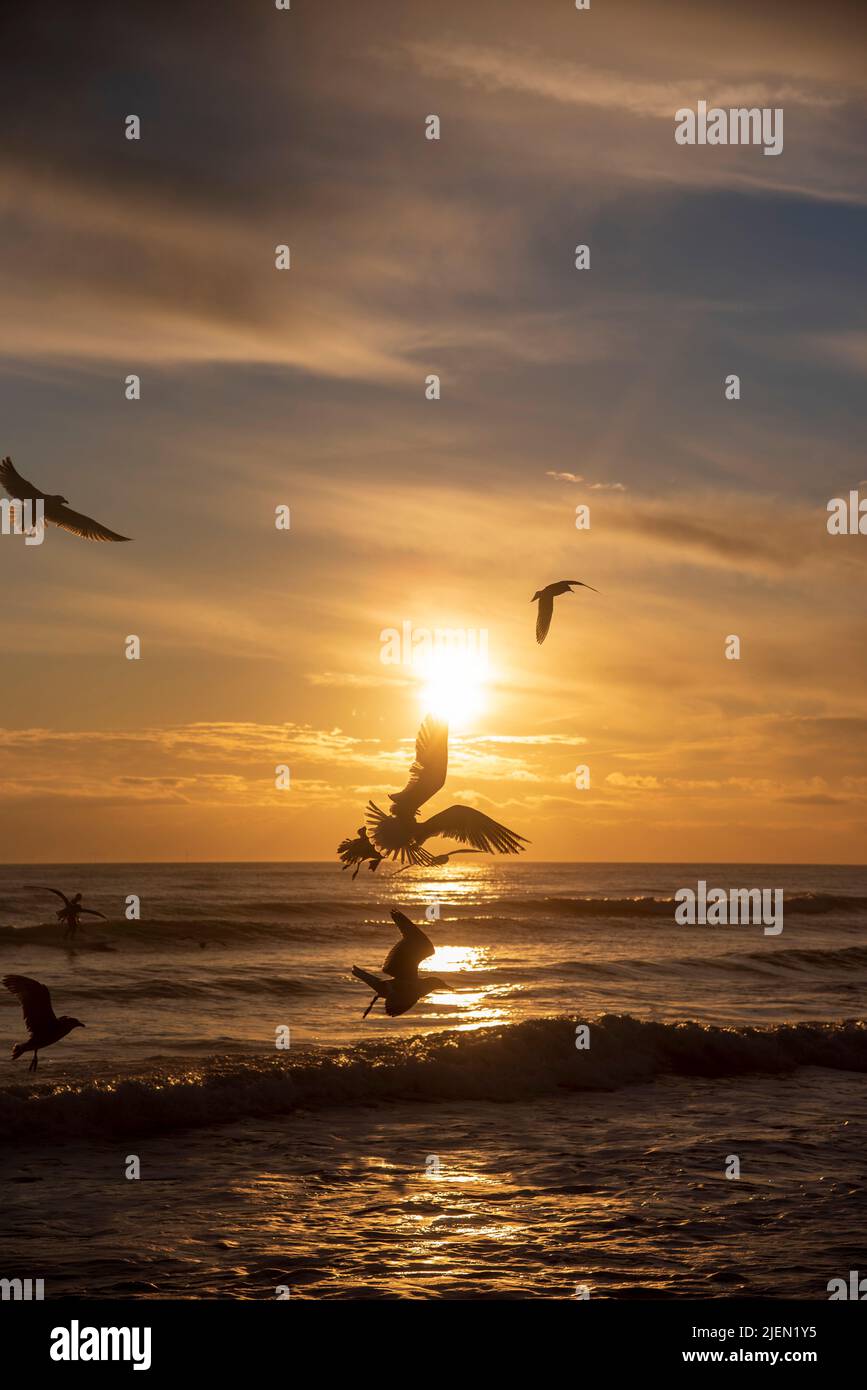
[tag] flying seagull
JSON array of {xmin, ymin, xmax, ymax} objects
[
  {"xmin": 365, "ymin": 716, "xmax": 528, "ymax": 863},
  {"xmin": 337, "ymin": 827, "xmax": 386, "ymax": 880},
  {"xmin": 393, "ymin": 848, "xmax": 485, "ymax": 874},
  {"xmin": 30, "ymin": 888, "xmax": 107, "ymax": 940},
  {"xmin": 0, "ymin": 456, "xmax": 131, "ymax": 542},
  {"xmin": 352, "ymin": 908, "xmax": 448, "ymax": 1018},
  {"xmin": 531, "ymin": 579, "xmax": 598, "ymax": 644},
  {"xmin": 3, "ymin": 974, "xmax": 85, "ymax": 1071}
]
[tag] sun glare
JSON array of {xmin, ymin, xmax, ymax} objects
[{"xmin": 417, "ymin": 646, "xmax": 490, "ymax": 727}]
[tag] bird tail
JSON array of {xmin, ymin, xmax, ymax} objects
[
  {"xmin": 364, "ymin": 802, "xmax": 404, "ymax": 857},
  {"xmin": 352, "ymin": 965, "xmax": 385, "ymax": 994},
  {"xmin": 365, "ymin": 803, "xmax": 439, "ymax": 866}
]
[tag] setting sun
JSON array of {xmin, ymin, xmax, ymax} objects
[{"xmin": 417, "ymin": 645, "xmax": 490, "ymax": 727}]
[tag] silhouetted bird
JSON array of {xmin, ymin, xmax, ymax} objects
[
  {"xmin": 337, "ymin": 827, "xmax": 389, "ymax": 879},
  {"xmin": 352, "ymin": 909, "xmax": 448, "ymax": 1018},
  {"xmin": 0, "ymin": 456, "xmax": 131, "ymax": 542},
  {"xmin": 30, "ymin": 888, "xmax": 107, "ymax": 940},
  {"xmin": 3, "ymin": 975, "xmax": 85, "ymax": 1071},
  {"xmin": 531, "ymin": 579, "xmax": 597, "ymax": 644},
  {"xmin": 366, "ymin": 716, "xmax": 527, "ymax": 863}
]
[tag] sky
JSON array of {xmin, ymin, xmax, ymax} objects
[{"xmin": 1, "ymin": 0, "xmax": 866, "ymax": 863}]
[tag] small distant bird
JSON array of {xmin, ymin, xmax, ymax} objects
[
  {"xmin": 337, "ymin": 827, "xmax": 387, "ymax": 880},
  {"xmin": 531, "ymin": 579, "xmax": 598, "ymax": 644},
  {"xmin": 30, "ymin": 888, "xmax": 107, "ymax": 940},
  {"xmin": 0, "ymin": 456, "xmax": 131, "ymax": 542},
  {"xmin": 394, "ymin": 849, "xmax": 484, "ymax": 874},
  {"xmin": 365, "ymin": 716, "xmax": 528, "ymax": 862},
  {"xmin": 352, "ymin": 909, "xmax": 448, "ymax": 1018},
  {"xmin": 3, "ymin": 974, "xmax": 85, "ymax": 1071}
]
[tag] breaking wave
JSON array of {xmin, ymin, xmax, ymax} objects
[{"xmin": 2, "ymin": 1013, "xmax": 865, "ymax": 1145}]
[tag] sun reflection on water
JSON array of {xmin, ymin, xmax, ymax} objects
[{"xmin": 423, "ymin": 944, "xmax": 487, "ymax": 973}]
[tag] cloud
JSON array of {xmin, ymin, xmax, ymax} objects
[
  {"xmin": 612, "ymin": 494, "xmax": 867, "ymax": 577},
  {"xmin": 606, "ymin": 773, "xmax": 663, "ymax": 790},
  {"xmin": 546, "ymin": 471, "xmax": 627, "ymax": 491},
  {"xmin": 399, "ymin": 41, "xmax": 844, "ymax": 120},
  {"xmin": 306, "ymin": 672, "xmax": 410, "ymax": 690}
]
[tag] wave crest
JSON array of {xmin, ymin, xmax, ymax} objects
[{"xmin": 2, "ymin": 1013, "xmax": 865, "ymax": 1144}]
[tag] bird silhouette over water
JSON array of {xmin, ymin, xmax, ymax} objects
[
  {"xmin": 3, "ymin": 975, "xmax": 85, "ymax": 1071},
  {"xmin": 532, "ymin": 579, "xmax": 597, "ymax": 644},
  {"xmin": 363, "ymin": 716, "xmax": 528, "ymax": 865},
  {"xmin": 0, "ymin": 456, "xmax": 131, "ymax": 542},
  {"xmin": 337, "ymin": 827, "xmax": 388, "ymax": 880},
  {"xmin": 352, "ymin": 909, "xmax": 448, "ymax": 1018},
  {"xmin": 30, "ymin": 888, "xmax": 107, "ymax": 940}
]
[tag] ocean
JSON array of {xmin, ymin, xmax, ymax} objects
[{"xmin": 1, "ymin": 861, "xmax": 865, "ymax": 1300}]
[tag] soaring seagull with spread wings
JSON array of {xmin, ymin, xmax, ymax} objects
[
  {"xmin": 352, "ymin": 909, "xmax": 448, "ymax": 1018},
  {"xmin": 532, "ymin": 579, "xmax": 597, "ymax": 644},
  {"xmin": 3, "ymin": 975, "xmax": 85, "ymax": 1071},
  {"xmin": 30, "ymin": 887, "xmax": 107, "ymax": 940},
  {"xmin": 0, "ymin": 456, "xmax": 131, "ymax": 542},
  {"xmin": 364, "ymin": 716, "xmax": 528, "ymax": 863}
]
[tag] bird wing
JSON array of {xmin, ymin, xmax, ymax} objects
[
  {"xmin": 30, "ymin": 886, "xmax": 70, "ymax": 905},
  {"xmin": 388, "ymin": 716, "xmax": 449, "ymax": 814},
  {"xmin": 419, "ymin": 806, "xmax": 528, "ymax": 854},
  {"xmin": 382, "ymin": 909, "xmax": 435, "ymax": 977},
  {"xmin": 45, "ymin": 501, "xmax": 131, "ymax": 543},
  {"xmin": 337, "ymin": 834, "xmax": 364, "ymax": 864},
  {"xmin": 2, "ymin": 975, "xmax": 58, "ymax": 1036},
  {"xmin": 78, "ymin": 908, "xmax": 107, "ymax": 918},
  {"xmin": 0, "ymin": 456, "xmax": 39, "ymax": 499},
  {"xmin": 535, "ymin": 592, "xmax": 554, "ymax": 644},
  {"xmin": 563, "ymin": 579, "xmax": 599, "ymax": 592}
]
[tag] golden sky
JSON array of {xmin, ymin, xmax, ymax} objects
[{"xmin": 1, "ymin": 0, "xmax": 866, "ymax": 862}]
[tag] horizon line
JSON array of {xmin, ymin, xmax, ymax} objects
[{"xmin": 1, "ymin": 859, "xmax": 865, "ymax": 869}]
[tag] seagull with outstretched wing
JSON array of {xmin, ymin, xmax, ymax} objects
[
  {"xmin": 29, "ymin": 887, "xmax": 107, "ymax": 940},
  {"xmin": 364, "ymin": 715, "xmax": 528, "ymax": 862},
  {"xmin": 531, "ymin": 579, "xmax": 597, "ymax": 645},
  {"xmin": 352, "ymin": 909, "xmax": 447, "ymax": 1018},
  {"xmin": 1, "ymin": 456, "xmax": 131, "ymax": 542},
  {"xmin": 2, "ymin": 974, "xmax": 85, "ymax": 1071}
]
